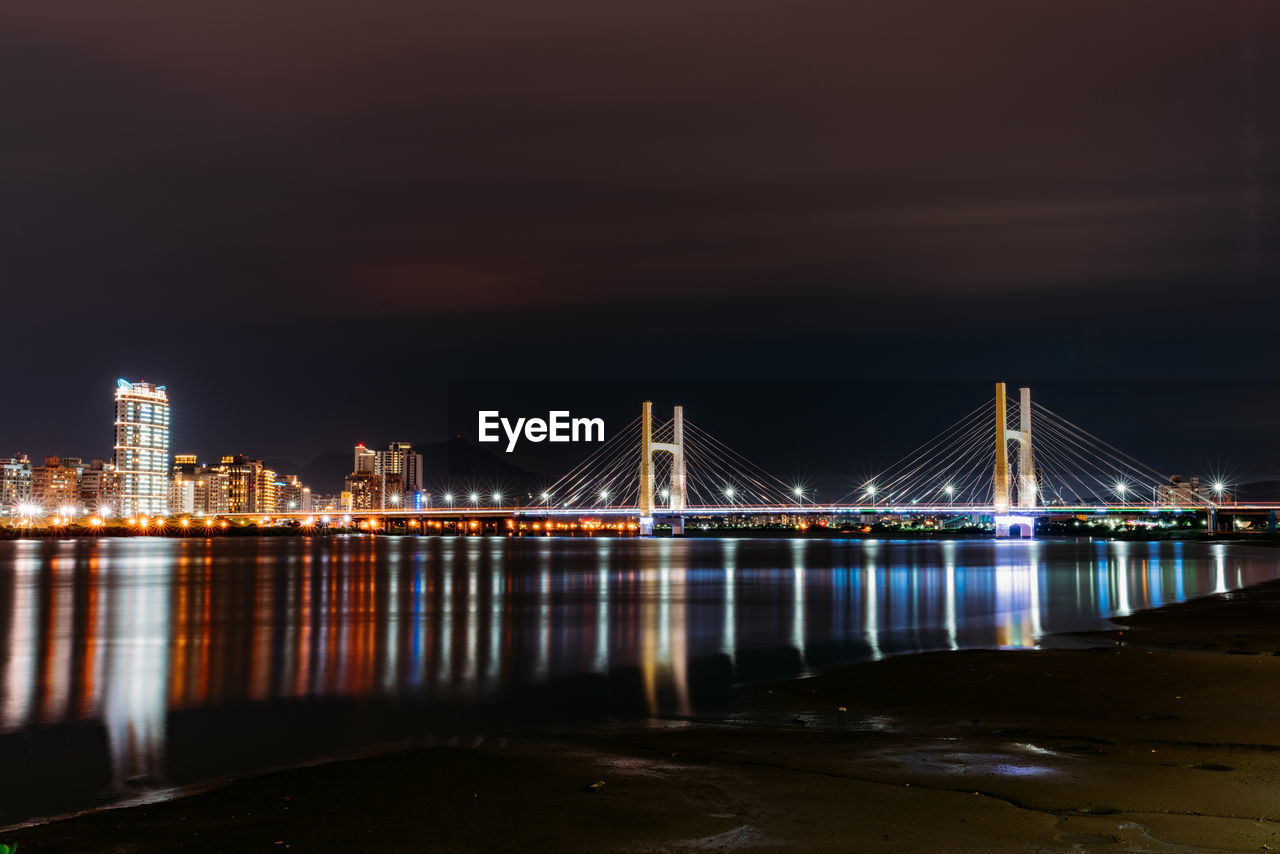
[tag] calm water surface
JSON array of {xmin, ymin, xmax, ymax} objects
[{"xmin": 1, "ymin": 535, "xmax": 1277, "ymax": 826}]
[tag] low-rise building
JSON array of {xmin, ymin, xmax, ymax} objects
[
  {"xmin": 0, "ymin": 455, "xmax": 33, "ymax": 513},
  {"xmin": 80, "ymin": 458, "xmax": 121, "ymax": 515},
  {"xmin": 310, "ymin": 494, "xmax": 342, "ymax": 514},
  {"xmin": 31, "ymin": 456, "xmax": 83, "ymax": 513},
  {"xmin": 277, "ymin": 474, "xmax": 311, "ymax": 514},
  {"xmin": 196, "ymin": 466, "xmax": 232, "ymax": 515},
  {"xmin": 1159, "ymin": 475, "xmax": 1207, "ymax": 505}
]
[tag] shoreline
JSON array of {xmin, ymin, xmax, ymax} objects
[{"xmin": 9, "ymin": 581, "xmax": 1280, "ymax": 851}]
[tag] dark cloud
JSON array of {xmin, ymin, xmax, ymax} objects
[{"xmin": 1, "ymin": 0, "xmax": 1276, "ymax": 464}]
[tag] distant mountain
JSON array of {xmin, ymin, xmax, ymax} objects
[
  {"xmin": 297, "ymin": 452, "xmax": 352, "ymax": 495},
  {"xmin": 298, "ymin": 438, "xmax": 546, "ymax": 495},
  {"xmin": 263, "ymin": 458, "xmax": 301, "ymax": 477}
]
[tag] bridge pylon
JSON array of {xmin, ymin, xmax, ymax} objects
[
  {"xmin": 639, "ymin": 401, "xmax": 686, "ymax": 526},
  {"xmin": 993, "ymin": 382, "xmax": 1037, "ymax": 516}
]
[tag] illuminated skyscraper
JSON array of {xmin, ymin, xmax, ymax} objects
[{"xmin": 113, "ymin": 379, "xmax": 170, "ymax": 516}]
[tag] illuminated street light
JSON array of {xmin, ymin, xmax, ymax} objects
[
  {"xmin": 599, "ymin": 489, "xmax": 610, "ymax": 503},
  {"xmin": 492, "ymin": 491, "xmax": 503, "ymax": 505},
  {"xmin": 865, "ymin": 484, "xmax": 877, "ymax": 499},
  {"xmin": 443, "ymin": 492, "xmax": 455, "ymax": 506},
  {"xmin": 469, "ymin": 492, "xmax": 480, "ymax": 506}
]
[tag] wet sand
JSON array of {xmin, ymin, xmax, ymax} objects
[{"xmin": 10, "ymin": 580, "xmax": 1280, "ymax": 852}]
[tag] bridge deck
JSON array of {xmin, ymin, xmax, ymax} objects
[{"xmin": 212, "ymin": 503, "xmax": 1280, "ymax": 520}]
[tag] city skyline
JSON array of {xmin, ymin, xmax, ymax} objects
[
  {"xmin": 6, "ymin": 376, "xmax": 1280, "ymax": 502},
  {"xmin": 5, "ymin": 376, "xmax": 1280, "ymax": 523}
]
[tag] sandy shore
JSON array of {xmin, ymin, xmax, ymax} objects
[{"xmin": 10, "ymin": 580, "xmax": 1280, "ymax": 852}]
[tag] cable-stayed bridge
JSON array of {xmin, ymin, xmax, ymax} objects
[{"xmin": 224, "ymin": 382, "xmax": 1279, "ymax": 536}]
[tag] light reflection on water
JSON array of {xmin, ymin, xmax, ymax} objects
[{"xmin": 0, "ymin": 536, "xmax": 1276, "ymax": 824}]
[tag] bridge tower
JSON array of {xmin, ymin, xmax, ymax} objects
[
  {"xmin": 639, "ymin": 402, "xmax": 686, "ymax": 531},
  {"xmin": 993, "ymin": 382, "xmax": 1037, "ymax": 524}
]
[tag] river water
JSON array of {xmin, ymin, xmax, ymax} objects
[{"xmin": 1, "ymin": 535, "xmax": 1276, "ymax": 826}]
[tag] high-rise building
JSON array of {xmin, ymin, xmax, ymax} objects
[
  {"xmin": 170, "ymin": 455, "xmax": 200, "ymax": 515},
  {"xmin": 0, "ymin": 455, "xmax": 33, "ymax": 512},
  {"xmin": 113, "ymin": 379, "xmax": 171, "ymax": 516},
  {"xmin": 346, "ymin": 442, "xmax": 422, "ymax": 510},
  {"xmin": 343, "ymin": 472, "xmax": 381, "ymax": 511},
  {"xmin": 80, "ymin": 458, "xmax": 121, "ymax": 515},
  {"xmin": 377, "ymin": 442, "xmax": 424, "ymax": 495},
  {"xmin": 209, "ymin": 455, "xmax": 284, "ymax": 514},
  {"xmin": 256, "ymin": 466, "xmax": 279, "ymax": 515},
  {"xmin": 219, "ymin": 455, "xmax": 263, "ymax": 513},
  {"xmin": 354, "ymin": 444, "xmax": 377, "ymax": 474}
]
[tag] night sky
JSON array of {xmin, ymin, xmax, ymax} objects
[{"xmin": 3, "ymin": 1, "xmax": 1276, "ymax": 480}]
